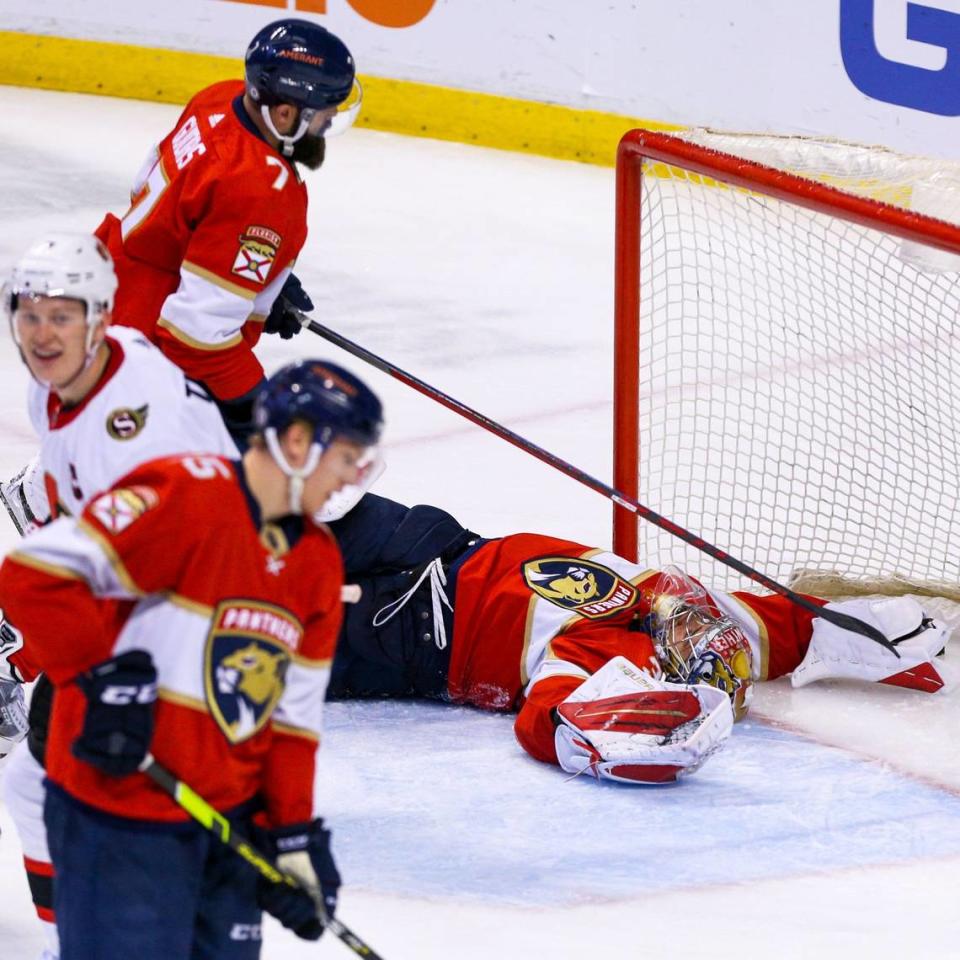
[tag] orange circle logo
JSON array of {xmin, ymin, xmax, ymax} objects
[{"xmin": 344, "ymin": 0, "xmax": 436, "ymax": 28}]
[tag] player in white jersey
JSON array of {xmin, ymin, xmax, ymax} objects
[{"xmin": 0, "ymin": 233, "xmax": 237, "ymax": 960}]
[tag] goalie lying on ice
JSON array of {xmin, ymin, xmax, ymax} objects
[{"xmin": 327, "ymin": 495, "xmax": 953, "ymax": 785}]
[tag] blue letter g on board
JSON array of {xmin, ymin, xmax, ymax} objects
[{"xmin": 840, "ymin": 0, "xmax": 960, "ymax": 115}]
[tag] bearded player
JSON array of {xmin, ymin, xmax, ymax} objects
[
  {"xmin": 94, "ymin": 18, "xmax": 362, "ymax": 440},
  {"xmin": 326, "ymin": 494, "xmax": 952, "ymax": 784}
]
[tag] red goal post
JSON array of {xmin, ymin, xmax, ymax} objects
[{"xmin": 613, "ymin": 129, "xmax": 960, "ymax": 598}]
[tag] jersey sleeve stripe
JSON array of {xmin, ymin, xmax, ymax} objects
[
  {"xmin": 121, "ymin": 150, "xmax": 169, "ymax": 241},
  {"xmin": 517, "ymin": 592, "xmax": 540, "ymax": 688},
  {"xmin": 157, "ymin": 316, "xmax": 244, "ymax": 352},
  {"xmin": 167, "ymin": 593, "xmax": 214, "ymax": 618},
  {"xmin": 291, "ymin": 653, "xmax": 332, "ymax": 669},
  {"xmin": 76, "ymin": 519, "xmax": 145, "ymax": 597},
  {"xmin": 524, "ymin": 656, "xmax": 590, "ymax": 697},
  {"xmin": 182, "ymin": 261, "xmax": 258, "ymax": 301},
  {"xmin": 6, "ymin": 550, "xmax": 86, "ymax": 583},
  {"xmin": 273, "ymin": 661, "xmax": 328, "ymax": 739},
  {"xmin": 271, "ymin": 720, "xmax": 321, "ymax": 743},
  {"xmin": 158, "ymin": 687, "xmax": 208, "ymax": 713},
  {"xmin": 713, "ymin": 590, "xmax": 770, "ymax": 681}
]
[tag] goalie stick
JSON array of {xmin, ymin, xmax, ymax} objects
[
  {"xmin": 139, "ymin": 755, "xmax": 385, "ymax": 960},
  {"xmin": 297, "ymin": 313, "xmax": 898, "ymax": 655}
]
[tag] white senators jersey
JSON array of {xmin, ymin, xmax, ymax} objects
[{"xmin": 25, "ymin": 325, "xmax": 237, "ymax": 520}]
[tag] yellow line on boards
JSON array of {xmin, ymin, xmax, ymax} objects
[{"xmin": 0, "ymin": 30, "xmax": 681, "ymax": 167}]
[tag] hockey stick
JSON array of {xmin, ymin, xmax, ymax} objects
[
  {"xmin": 139, "ymin": 755, "xmax": 384, "ymax": 960},
  {"xmin": 298, "ymin": 314, "xmax": 898, "ymax": 655}
]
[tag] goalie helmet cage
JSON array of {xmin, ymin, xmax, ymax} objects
[{"xmin": 613, "ymin": 129, "xmax": 960, "ymax": 600}]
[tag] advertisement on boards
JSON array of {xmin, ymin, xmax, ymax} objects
[{"xmin": 0, "ymin": 1, "xmax": 957, "ymax": 158}]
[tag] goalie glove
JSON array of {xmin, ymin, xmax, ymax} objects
[
  {"xmin": 791, "ymin": 596, "xmax": 953, "ymax": 693},
  {"xmin": 552, "ymin": 656, "xmax": 733, "ymax": 784}
]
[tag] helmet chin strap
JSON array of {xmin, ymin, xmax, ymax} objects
[
  {"xmin": 264, "ymin": 427, "xmax": 323, "ymax": 515},
  {"xmin": 260, "ymin": 105, "xmax": 312, "ymax": 158}
]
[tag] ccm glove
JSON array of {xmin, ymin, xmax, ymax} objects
[
  {"xmin": 264, "ymin": 273, "xmax": 312, "ymax": 340},
  {"xmin": 72, "ymin": 650, "xmax": 157, "ymax": 776},
  {"xmin": 257, "ymin": 818, "xmax": 341, "ymax": 940}
]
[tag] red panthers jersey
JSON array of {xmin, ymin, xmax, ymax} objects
[
  {"xmin": 96, "ymin": 80, "xmax": 309, "ymax": 401},
  {"xmin": 449, "ymin": 534, "xmax": 820, "ymax": 766},
  {"xmin": 0, "ymin": 454, "xmax": 340, "ymax": 827}
]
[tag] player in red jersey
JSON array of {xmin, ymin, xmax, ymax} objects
[
  {"xmin": 327, "ymin": 495, "xmax": 953, "ymax": 784},
  {"xmin": 0, "ymin": 232, "xmax": 238, "ymax": 960},
  {"xmin": 0, "ymin": 360, "xmax": 383, "ymax": 957},
  {"xmin": 95, "ymin": 19, "xmax": 362, "ymax": 439}
]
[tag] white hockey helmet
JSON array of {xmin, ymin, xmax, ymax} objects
[{"xmin": 6, "ymin": 232, "xmax": 117, "ymax": 329}]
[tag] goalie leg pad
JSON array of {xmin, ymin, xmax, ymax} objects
[
  {"xmin": 553, "ymin": 656, "xmax": 733, "ymax": 784},
  {"xmin": 791, "ymin": 597, "xmax": 953, "ymax": 693}
]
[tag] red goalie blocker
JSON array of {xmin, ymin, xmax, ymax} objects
[
  {"xmin": 552, "ymin": 656, "xmax": 734, "ymax": 785},
  {"xmin": 556, "ymin": 689, "xmax": 703, "ymax": 736},
  {"xmin": 556, "ymin": 688, "xmax": 706, "ymax": 783}
]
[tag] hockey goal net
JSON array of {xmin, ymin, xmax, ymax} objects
[{"xmin": 613, "ymin": 129, "xmax": 960, "ymax": 601}]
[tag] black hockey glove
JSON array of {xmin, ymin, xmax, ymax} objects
[
  {"xmin": 264, "ymin": 273, "xmax": 312, "ymax": 340},
  {"xmin": 257, "ymin": 818, "xmax": 340, "ymax": 940},
  {"xmin": 72, "ymin": 650, "xmax": 157, "ymax": 777}
]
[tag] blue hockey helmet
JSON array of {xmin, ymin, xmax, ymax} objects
[
  {"xmin": 255, "ymin": 359, "xmax": 383, "ymax": 448},
  {"xmin": 245, "ymin": 19, "xmax": 361, "ymax": 152},
  {"xmin": 254, "ymin": 359, "xmax": 383, "ymax": 515}
]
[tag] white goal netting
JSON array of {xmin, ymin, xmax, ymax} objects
[{"xmin": 622, "ymin": 130, "xmax": 960, "ymax": 598}]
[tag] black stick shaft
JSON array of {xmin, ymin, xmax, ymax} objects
[
  {"xmin": 141, "ymin": 756, "xmax": 385, "ymax": 959},
  {"xmin": 301, "ymin": 315, "xmax": 897, "ymax": 654}
]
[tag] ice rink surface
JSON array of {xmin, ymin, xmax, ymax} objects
[{"xmin": 0, "ymin": 86, "xmax": 958, "ymax": 958}]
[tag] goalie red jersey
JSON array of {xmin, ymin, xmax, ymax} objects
[
  {"xmin": 448, "ymin": 533, "xmax": 820, "ymax": 765},
  {"xmin": 96, "ymin": 80, "xmax": 308, "ymax": 400},
  {"xmin": 0, "ymin": 454, "xmax": 341, "ymax": 827},
  {"xmin": 332, "ymin": 497, "xmax": 952, "ymax": 784}
]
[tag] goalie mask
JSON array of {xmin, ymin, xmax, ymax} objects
[{"xmin": 644, "ymin": 566, "xmax": 754, "ymax": 721}]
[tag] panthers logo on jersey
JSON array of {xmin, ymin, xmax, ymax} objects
[
  {"xmin": 204, "ymin": 600, "xmax": 300, "ymax": 744},
  {"xmin": 106, "ymin": 404, "xmax": 149, "ymax": 440},
  {"xmin": 522, "ymin": 555, "xmax": 638, "ymax": 620}
]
